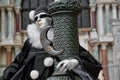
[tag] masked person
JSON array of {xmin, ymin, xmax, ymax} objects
[
  {"xmin": 1, "ymin": 6, "xmax": 55, "ymax": 80},
  {"xmin": 0, "ymin": 5, "xmax": 102, "ymax": 80}
]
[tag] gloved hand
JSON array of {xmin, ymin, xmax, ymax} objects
[{"xmin": 56, "ymin": 59, "xmax": 79, "ymax": 73}]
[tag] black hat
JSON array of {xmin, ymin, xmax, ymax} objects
[{"xmin": 34, "ymin": 5, "xmax": 49, "ymax": 16}]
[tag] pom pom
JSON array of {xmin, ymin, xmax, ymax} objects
[
  {"xmin": 30, "ymin": 70, "xmax": 39, "ymax": 79},
  {"xmin": 44, "ymin": 57, "xmax": 54, "ymax": 67},
  {"xmin": 29, "ymin": 10, "xmax": 35, "ymax": 21},
  {"xmin": 54, "ymin": 0, "xmax": 61, "ymax": 2}
]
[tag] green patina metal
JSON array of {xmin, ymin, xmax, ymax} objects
[
  {"xmin": 48, "ymin": 0, "xmax": 82, "ymax": 60},
  {"xmin": 48, "ymin": 0, "xmax": 82, "ymax": 79}
]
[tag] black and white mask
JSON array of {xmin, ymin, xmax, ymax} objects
[{"xmin": 34, "ymin": 12, "xmax": 52, "ymax": 28}]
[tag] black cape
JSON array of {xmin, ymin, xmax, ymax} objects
[
  {"xmin": 0, "ymin": 39, "xmax": 102, "ymax": 80},
  {"xmin": 1, "ymin": 39, "xmax": 54, "ymax": 80}
]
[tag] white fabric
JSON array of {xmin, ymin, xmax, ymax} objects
[
  {"xmin": 27, "ymin": 23, "xmax": 43, "ymax": 49},
  {"xmin": 27, "ymin": 23, "xmax": 54, "ymax": 49}
]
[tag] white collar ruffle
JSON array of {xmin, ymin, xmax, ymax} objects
[
  {"xmin": 27, "ymin": 23, "xmax": 42, "ymax": 49},
  {"xmin": 27, "ymin": 23, "xmax": 54, "ymax": 49}
]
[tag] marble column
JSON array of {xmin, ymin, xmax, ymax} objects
[
  {"xmin": 11, "ymin": 0, "xmax": 14, "ymax": 6},
  {"xmin": 118, "ymin": 5, "xmax": 120, "ymax": 19},
  {"xmin": 105, "ymin": 4, "xmax": 111, "ymax": 35},
  {"xmin": 92, "ymin": 43, "xmax": 99, "ymax": 61},
  {"xmin": 112, "ymin": 3, "xmax": 117, "ymax": 19},
  {"xmin": 7, "ymin": 7, "xmax": 13, "ymax": 43},
  {"xmin": 101, "ymin": 43, "xmax": 109, "ymax": 80},
  {"xmin": 15, "ymin": 7, "xmax": 21, "ymax": 32},
  {"xmin": 1, "ymin": 7, "xmax": 6, "ymax": 42},
  {"xmin": 7, "ymin": 0, "xmax": 10, "ymax": 5},
  {"xmin": 90, "ymin": 4, "xmax": 96, "ymax": 28},
  {"xmin": 97, "ymin": 4, "xmax": 104, "ymax": 36},
  {"xmin": 5, "ymin": 46, "xmax": 12, "ymax": 66},
  {"xmin": 14, "ymin": 7, "xmax": 22, "ymax": 43}
]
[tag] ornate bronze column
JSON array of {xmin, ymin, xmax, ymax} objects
[{"xmin": 48, "ymin": 0, "xmax": 81, "ymax": 59}]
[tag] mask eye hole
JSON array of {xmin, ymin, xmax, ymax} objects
[
  {"xmin": 40, "ymin": 14, "xmax": 51, "ymax": 18},
  {"xmin": 34, "ymin": 17, "xmax": 38, "ymax": 21}
]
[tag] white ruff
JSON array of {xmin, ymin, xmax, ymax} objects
[{"xmin": 27, "ymin": 23, "xmax": 42, "ymax": 49}]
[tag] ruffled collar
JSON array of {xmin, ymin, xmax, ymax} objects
[{"xmin": 27, "ymin": 23, "xmax": 42, "ymax": 49}]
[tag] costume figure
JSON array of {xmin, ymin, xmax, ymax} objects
[
  {"xmin": 0, "ymin": 5, "xmax": 102, "ymax": 80},
  {"xmin": 1, "ymin": 6, "xmax": 55, "ymax": 80}
]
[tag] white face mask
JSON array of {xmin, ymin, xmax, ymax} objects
[{"xmin": 34, "ymin": 12, "xmax": 52, "ymax": 28}]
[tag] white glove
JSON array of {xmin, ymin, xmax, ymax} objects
[{"xmin": 56, "ymin": 59, "xmax": 79, "ymax": 73}]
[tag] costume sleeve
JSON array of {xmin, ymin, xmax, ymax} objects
[
  {"xmin": 78, "ymin": 45, "xmax": 102, "ymax": 79},
  {"xmin": 2, "ymin": 53, "xmax": 23, "ymax": 80},
  {"xmin": 1, "ymin": 39, "xmax": 31, "ymax": 80}
]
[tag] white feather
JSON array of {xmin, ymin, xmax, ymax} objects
[{"xmin": 27, "ymin": 23, "xmax": 42, "ymax": 49}]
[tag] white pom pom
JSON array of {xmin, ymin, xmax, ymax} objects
[
  {"xmin": 30, "ymin": 70, "xmax": 39, "ymax": 79},
  {"xmin": 54, "ymin": 0, "xmax": 60, "ymax": 2},
  {"xmin": 44, "ymin": 57, "xmax": 54, "ymax": 67},
  {"xmin": 29, "ymin": 10, "xmax": 35, "ymax": 21}
]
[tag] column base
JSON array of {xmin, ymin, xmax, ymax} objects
[
  {"xmin": 106, "ymin": 32, "xmax": 112, "ymax": 36},
  {"xmin": 1, "ymin": 38, "xmax": 13, "ymax": 45},
  {"xmin": 7, "ymin": 38, "xmax": 13, "ymax": 44}
]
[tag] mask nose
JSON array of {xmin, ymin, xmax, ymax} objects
[
  {"xmin": 36, "ymin": 20, "xmax": 43, "ymax": 27},
  {"xmin": 37, "ymin": 17, "xmax": 41, "ymax": 21}
]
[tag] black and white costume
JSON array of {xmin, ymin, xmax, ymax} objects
[{"xmin": 0, "ymin": 6, "xmax": 102, "ymax": 80}]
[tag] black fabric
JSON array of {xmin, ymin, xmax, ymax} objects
[
  {"xmin": 10, "ymin": 52, "xmax": 54, "ymax": 80},
  {"xmin": 1, "ymin": 39, "xmax": 102, "ymax": 80},
  {"xmin": 1, "ymin": 39, "xmax": 31, "ymax": 80},
  {"xmin": 79, "ymin": 46, "xmax": 102, "ymax": 79},
  {"xmin": 1, "ymin": 39, "xmax": 54, "ymax": 80}
]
